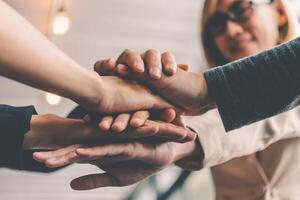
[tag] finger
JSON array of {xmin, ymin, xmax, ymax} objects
[
  {"xmin": 94, "ymin": 58, "xmax": 117, "ymax": 76},
  {"xmin": 161, "ymin": 52, "xmax": 177, "ymax": 75},
  {"xmin": 130, "ymin": 110, "xmax": 150, "ymax": 128},
  {"xmin": 116, "ymin": 64, "xmax": 182, "ymax": 110},
  {"xmin": 172, "ymin": 115, "xmax": 186, "ymax": 127},
  {"xmin": 117, "ymin": 49, "xmax": 144, "ymax": 73},
  {"xmin": 111, "ymin": 113, "xmax": 131, "ymax": 132},
  {"xmin": 116, "ymin": 64, "xmax": 163, "ymax": 91},
  {"xmin": 71, "ymin": 173, "xmax": 121, "ymax": 190},
  {"xmin": 98, "ymin": 116, "xmax": 114, "ymax": 131},
  {"xmin": 119, "ymin": 123, "xmax": 160, "ymax": 139},
  {"xmin": 75, "ymin": 151, "xmax": 134, "ymax": 164},
  {"xmin": 159, "ymin": 108, "xmax": 176, "ymax": 122},
  {"xmin": 177, "ymin": 63, "xmax": 189, "ymax": 71},
  {"xmin": 45, "ymin": 150, "xmax": 80, "ymax": 168},
  {"xmin": 112, "ymin": 119, "xmax": 188, "ymax": 141},
  {"xmin": 75, "ymin": 142, "xmax": 155, "ymax": 166},
  {"xmin": 83, "ymin": 114, "xmax": 92, "ymax": 124},
  {"xmin": 145, "ymin": 120, "xmax": 196, "ymax": 142},
  {"xmin": 144, "ymin": 49, "xmax": 162, "ymax": 79},
  {"xmin": 75, "ymin": 143, "xmax": 133, "ymax": 159},
  {"xmin": 147, "ymin": 108, "xmax": 176, "ymax": 122},
  {"xmin": 32, "ymin": 145, "xmax": 80, "ymax": 162}
]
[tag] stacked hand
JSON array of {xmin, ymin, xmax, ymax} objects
[
  {"xmin": 95, "ymin": 49, "xmax": 215, "ymax": 115},
  {"xmin": 0, "ymin": 2, "xmax": 210, "ymax": 189},
  {"xmin": 32, "ymin": 49, "xmax": 210, "ymax": 190}
]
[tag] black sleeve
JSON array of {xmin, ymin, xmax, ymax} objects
[
  {"xmin": 0, "ymin": 104, "xmax": 36, "ymax": 169},
  {"xmin": 0, "ymin": 104, "xmax": 60, "ymax": 172},
  {"xmin": 204, "ymin": 37, "xmax": 300, "ymax": 132}
]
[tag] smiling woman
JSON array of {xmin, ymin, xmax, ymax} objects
[
  {"xmin": 198, "ymin": 0, "xmax": 300, "ymax": 199},
  {"xmin": 202, "ymin": 0, "xmax": 299, "ymax": 66}
]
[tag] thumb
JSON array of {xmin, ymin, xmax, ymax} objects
[
  {"xmin": 94, "ymin": 58, "xmax": 118, "ymax": 76},
  {"xmin": 177, "ymin": 63, "xmax": 189, "ymax": 71},
  {"xmin": 71, "ymin": 173, "xmax": 121, "ymax": 190}
]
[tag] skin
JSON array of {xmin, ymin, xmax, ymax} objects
[
  {"xmin": 214, "ymin": 0, "xmax": 286, "ymax": 61},
  {"xmin": 61, "ymin": 0, "xmax": 288, "ymax": 190},
  {"xmin": 34, "ymin": 0, "xmax": 289, "ymax": 190},
  {"xmin": 0, "ymin": 1, "xmax": 177, "ymax": 115},
  {"xmin": 24, "ymin": 114, "xmax": 197, "ymax": 150},
  {"xmin": 33, "ymin": 50, "xmax": 207, "ymax": 190},
  {"xmin": 33, "ymin": 136, "xmax": 202, "ymax": 190}
]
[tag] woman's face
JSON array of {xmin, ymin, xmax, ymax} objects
[{"xmin": 213, "ymin": 0, "xmax": 282, "ymax": 62}]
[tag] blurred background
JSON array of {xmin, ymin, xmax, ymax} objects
[{"xmin": 0, "ymin": 0, "xmax": 299, "ymax": 199}]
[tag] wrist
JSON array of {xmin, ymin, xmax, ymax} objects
[
  {"xmin": 70, "ymin": 70, "xmax": 104, "ymax": 112},
  {"xmin": 23, "ymin": 114, "xmax": 42, "ymax": 149},
  {"xmin": 173, "ymin": 136, "xmax": 204, "ymax": 170},
  {"xmin": 23, "ymin": 114, "xmax": 91, "ymax": 149},
  {"xmin": 198, "ymin": 73, "xmax": 216, "ymax": 113}
]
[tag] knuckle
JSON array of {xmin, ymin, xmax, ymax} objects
[
  {"xmin": 124, "ymin": 48, "xmax": 134, "ymax": 54},
  {"xmin": 104, "ymin": 58, "xmax": 115, "ymax": 66},
  {"xmin": 162, "ymin": 51, "xmax": 173, "ymax": 57},
  {"xmin": 122, "ymin": 146, "xmax": 135, "ymax": 158},
  {"xmin": 119, "ymin": 49, "xmax": 134, "ymax": 61},
  {"xmin": 162, "ymin": 52, "xmax": 175, "ymax": 63},
  {"xmin": 145, "ymin": 49, "xmax": 159, "ymax": 56},
  {"xmin": 176, "ymin": 130, "xmax": 187, "ymax": 141},
  {"xmin": 93, "ymin": 60, "xmax": 102, "ymax": 69}
]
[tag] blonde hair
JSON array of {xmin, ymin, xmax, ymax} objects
[{"xmin": 201, "ymin": 0, "xmax": 300, "ymax": 67}]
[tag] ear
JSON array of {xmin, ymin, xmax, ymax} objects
[{"xmin": 273, "ymin": 0, "xmax": 288, "ymax": 27}]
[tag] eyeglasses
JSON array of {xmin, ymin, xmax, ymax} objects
[{"xmin": 207, "ymin": 0, "xmax": 275, "ymax": 36}]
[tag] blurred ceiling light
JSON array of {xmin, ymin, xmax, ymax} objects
[
  {"xmin": 46, "ymin": 92, "xmax": 61, "ymax": 105},
  {"xmin": 52, "ymin": 7, "xmax": 70, "ymax": 34}
]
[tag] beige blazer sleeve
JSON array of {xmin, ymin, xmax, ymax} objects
[{"xmin": 182, "ymin": 107, "xmax": 300, "ymax": 169}]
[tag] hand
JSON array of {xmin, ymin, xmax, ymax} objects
[
  {"xmin": 83, "ymin": 75, "xmax": 178, "ymax": 114},
  {"xmin": 95, "ymin": 108, "xmax": 178, "ymax": 132},
  {"xmin": 23, "ymin": 115, "xmax": 195, "ymax": 150},
  {"xmin": 94, "ymin": 49, "xmax": 216, "ymax": 115},
  {"xmin": 23, "ymin": 114, "xmax": 101, "ymax": 150},
  {"xmin": 33, "ymin": 133, "xmax": 203, "ymax": 190},
  {"xmin": 32, "ymin": 120, "xmax": 196, "ymax": 164},
  {"xmin": 94, "ymin": 50, "xmax": 190, "ymax": 78},
  {"xmin": 88, "ymin": 52, "xmax": 186, "ymax": 132}
]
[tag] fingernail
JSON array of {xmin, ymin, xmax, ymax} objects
[
  {"xmin": 76, "ymin": 148, "xmax": 87, "ymax": 156},
  {"xmin": 99, "ymin": 121, "xmax": 109, "ymax": 131},
  {"xmin": 117, "ymin": 64, "xmax": 128, "ymax": 73},
  {"xmin": 33, "ymin": 152, "xmax": 41, "ymax": 156},
  {"xmin": 45, "ymin": 159, "xmax": 57, "ymax": 167},
  {"xmin": 112, "ymin": 122, "xmax": 125, "ymax": 133},
  {"xmin": 70, "ymin": 180, "xmax": 80, "ymax": 190},
  {"xmin": 170, "ymin": 64, "xmax": 177, "ymax": 73},
  {"xmin": 134, "ymin": 62, "xmax": 144, "ymax": 73},
  {"xmin": 47, "ymin": 158, "xmax": 56, "ymax": 163},
  {"xmin": 32, "ymin": 152, "xmax": 44, "ymax": 161},
  {"xmin": 151, "ymin": 68, "xmax": 161, "ymax": 79},
  {"xmin": 131, "ymin": 119, "xmax": 142, "ymax": 128}
]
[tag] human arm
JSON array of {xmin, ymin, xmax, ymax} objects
[
  {"xmin": 32, "ymin": 129, "xmax": 203, "ymax": 189},
  {"xmin": 178, "ymin": 106, "xmax": 300, "ymax": 169},
  {"xmin": 98, "ymin": 38, "xmax": 300, "ymax": 131},
  {"xmin": 0, "ymin": 103, "xmax": 193, "ymax": 171},
  {"xmin": 204, "ymin": 37, "xmax": 300, "ymax": 131},
  {"xmin": 0, "ymin": 1, "xmax": 173, "ymax": 114}
]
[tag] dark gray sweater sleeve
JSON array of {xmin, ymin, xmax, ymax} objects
[
  {"xmin": 0, "ymin": 104, "xmax": 36, "ymax": 169},
  {"xmin": 204, "ymin": 37, "xmax": 300, "ymax": 132}
]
